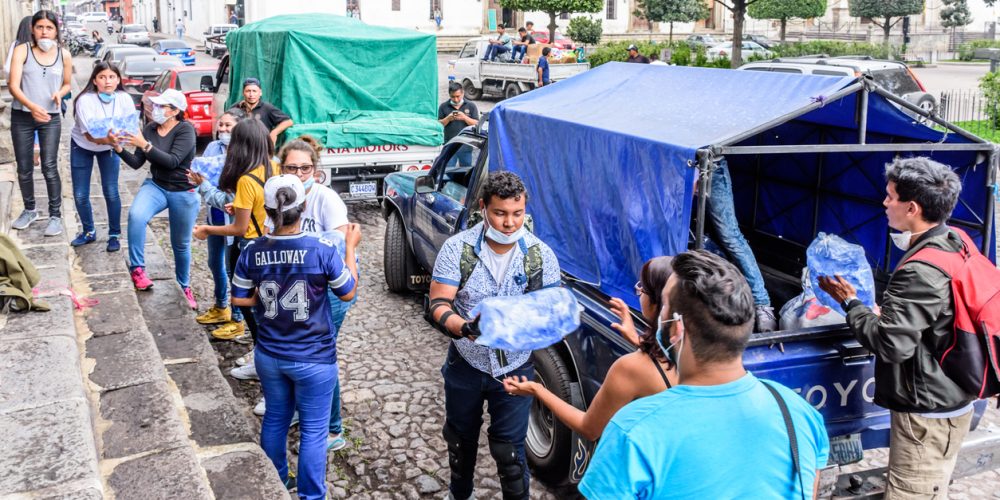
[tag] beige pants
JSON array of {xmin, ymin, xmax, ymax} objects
[{"xmin": 885, "ymin": 410, "xmax": 973, "ymax": 499}]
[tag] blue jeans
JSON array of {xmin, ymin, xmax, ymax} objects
[
  {"xmin": 127, "ymin": 179, "xmax": 200, "ymax": 287},
  {"xmin": 482, "ymin": 44, "xmax": 510, "ymax": 61},
  {"xmin": 255, "ymin": 349, "xmax": 336, "ymax": 500},
  {"xmin": 706, "ymin": 159, "xmax": 770, "ymax": 306},
  {"xmin": 70, "ymin": 140, "xmax": 121, "ymax": 237},
  {"xmin": 512, "ymin": 44, "xmax": 527, "ymax": 61},
  {"xmin": 326, "ymin": 288, "xmax": 358, "ymax": 434},
  {"xmin": 207, "ymin": 233, "xmax": 228, "ymax": 308},
  {"xmin": 446, "ymin": 146, "xmax": 474, "ymax": 168},
  {"xmin": 442, "ymin": 344, "xmax": 534, "ymax": 499}
]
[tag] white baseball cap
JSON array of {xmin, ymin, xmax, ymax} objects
[
  {"xmin": 264, "ymin": 174, "xmax": 306, "ymax": 212},
  {"xmin": 149, "ymin": 88, "xmax": 187, "ymax": 111}
]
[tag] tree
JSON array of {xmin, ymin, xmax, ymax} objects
[
  {"xmin": 848, "ymin": 0, "xmax": 924, "ymax": 51},
  {"xmin": 499, "ymin": 0, "xmax": 604, "ymax": 43},
  {"xmin": 747, "ymin": 0, "xmax": 826, "ymax": 42},
  {"xmin": 566, "ymin": 16, "xmax": 604, "ymax": 45},
  {"xmin": 940, "ymin": 0, "xmax": 973, "ymax": 29},
  {"xmin": 715, "ymin": 0, "xmax": 764, "ymax": 67},
  {"xmin": 633, "ymin": 0, "xmax": 710, "ymax": 43}
]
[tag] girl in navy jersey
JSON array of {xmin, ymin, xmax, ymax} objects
[{"xmin": 231, "ymin": 175, "xmax": 360, "ymax": 500}]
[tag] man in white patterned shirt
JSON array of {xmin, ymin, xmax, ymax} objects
[{"xmin": 428, "ymin": 172, "xmax": 560, "ymax": 500}]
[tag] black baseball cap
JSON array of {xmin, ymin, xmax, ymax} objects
[{"xmin": 243, "ymin": 77, "xmax": 261, "ymax": 88}]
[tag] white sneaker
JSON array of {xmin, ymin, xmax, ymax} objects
[
  {"xmin": 235, "ymin": 350, "xmax": 254, "ymax": 366},
  {"xmin": 230, "ymin": 362, "xmax": 258, "ymax": 380},
  {"xmin": 253, "ymin": 397, "xmax": 266, "ymax": 416},
  {"xmin": 11, "ymin": 210, "xmax": 38, "ymax": 230},
  {"xmin": 44, "ymin": 217, "xmax": 63, "ymax": 236}
]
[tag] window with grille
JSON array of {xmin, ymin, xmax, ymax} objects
[
  {"xmin": 606, "ymin": 0, "xmax": 616, "ymax": 20},
  {"xmin": 392, "ymin": 0, "xmax": 400, "ymax": 11},
  {"xmin": 430, "ymin": 0, "xmax": 441, "ymax": 19}
]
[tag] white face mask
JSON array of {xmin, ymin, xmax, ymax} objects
[
  {"xmin": 484, "ymin": 217, "xmax": 525, "ymax": 245},
  {"xmin": 889, "ymin": 228, "xmax": 930, "ymax": 252},
  {"xmin": 37, "ymin": 38, "xmax": 56, "ymax": 52},
  {"xmin": 152, "ymin": 105, "xmax": 170, "ymax": 125},
  {"xmin": 218, "ymin": 132, "xmax": 231, "ymax": 145},
  {"xmin": 655, "ymin": 313, "xmax": 684, "ymax": 373}
]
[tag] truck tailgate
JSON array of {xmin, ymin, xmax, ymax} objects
[
  {"xmin": 549, "ymin": 62, "xmax": 590, "ymax": 80},
  {"xmin": 319, "ymin": 144, "xmax": 442, "ymax": 168},
  {"xmin": 480, "ymin": 61, "xmax": 540, "ymax": 82}
]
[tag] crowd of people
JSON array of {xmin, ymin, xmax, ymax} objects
[{"xmin": 5, "ymin": 8, "xmax": 995, "ymax": 500}]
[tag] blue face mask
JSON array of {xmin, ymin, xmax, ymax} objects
[
  {"xmin": 655, "ymin": 313, "xmax": 683, "ymax": 369},
  {"xmin": 484, "ymin": 217, "xmax": 525, "ymax": 245},
  {"xmin": 98, "ymin": 92, "xmax": 114, "ymax": 103},
  {"xmin": 218, "ymin": 132, "xmax": 231, "ymax": 146},
  {"xmin": 152, "ymin": 105, "xmax": 169, "ymax": 125},
  {"xmin": 302, "ymin": 177, "xmax": 315, "ymax": 191}
]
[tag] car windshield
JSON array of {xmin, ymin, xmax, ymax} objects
[
  {"xmin": 177, "ymin": 71, "xmax": 215, "ymax": 91},
  {"xmin": 159, "ymin": 40, "xmax": 189, "ymax": 49},
  {"xmin": 870, "ymin": 68, "xmax": 921, "ymax": 95},
  {"xmin": 124, "ymin": 25, "xmax": 146, "ymax": 33},
  {"xmin": 124, "ymin": 59, "xmax": 181, "ymax": 74}
]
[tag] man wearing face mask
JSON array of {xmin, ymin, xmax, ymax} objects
[
  {"xmin": 581, "ymin": 250, "xmax": 829, "ymax": 499},
  {"xmin": 230, "ymin": 77, "xmax": 293, "ymax": 146},
  {"xmin": 819, "ymin": 157, "xmax": 973, "ymax": 498},
  {"xmin": 428, "ymin": 172, "xmax": 560, "ymax": 500}
]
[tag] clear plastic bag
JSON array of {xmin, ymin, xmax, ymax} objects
[
  {"xmin": 807, "ymin": 232, "xmax": 877, "ymax": 314},
  {"xmin": 190, "ymin": 155, "xmax": 226, "ymax": 186},
  {"xmin": 471, "ymin": 287, "xmax": 581, "ymax": 351},
  {"xmin": 779, "ymin": 268, "xmax": 846, "ymax": 330},
  {"xmin": 112, "ymin": 112, "xmax": 141, "ymax": 136},
  {"xmin": 87, "ymin": 117, "xmax": 113, "ymax": 139}
]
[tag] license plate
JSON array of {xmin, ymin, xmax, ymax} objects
[
  {"xmin": 829, "ymin": 433, "xmax": 864, "ymax": 465},
  {"xmin": 348, "ymin": 181, "xmax": 377, "ymax": 199}
]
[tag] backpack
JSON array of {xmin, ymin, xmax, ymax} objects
[
  {"xmin": 459, "ymin": 240, "xmax": 544, "ymax": 293},
  {"xmin": 903, "ymin": 227, "xmax": 1000, "ymax": 399}
]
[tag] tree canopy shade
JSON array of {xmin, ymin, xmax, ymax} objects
[
  {"xmin": 848, "ymin": 0, "xmax": 924, "ymax": 45},
  {"xmin": 748, "ymin": 0, "xmax": 826, "ymax": 41},
  {"xmin": 633, "ymin": 0, "xmax": 710, "ymax": 42},
  {"xmin": 940, "ymin": 0, "xmax": 973, "ymax": 28},
  {"xmin": 500, "ymin": 0, "xmax": 603, "ymax": 42}
]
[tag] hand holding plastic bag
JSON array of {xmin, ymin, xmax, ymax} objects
[
  {"xmin": 112, "ymin": 112, "xmax": 141, "ymax": 137},
  {"xmin": 87, "ymin": 117, "xmax": 113, "ymax": 139},
  {"xmin": 779, "ymin": 268, "xmax": 846, "ymax": 330},
  {"xmin": 808, "ymin": 233, "xmax": 876, "ymax": 314},
  {"xmin": 190, "ymin": 155, "xmax": 226, "ymax": 186},
  {"xmin": 471, "ymin": 288, "xmax": 581, "ymax": 351}
]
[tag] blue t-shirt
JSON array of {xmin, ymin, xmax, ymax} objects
[
  {"xmin": 232, "ymin": 233, "xmax": 355, "ymax": 364},
  {"xmin": 538, "ymin": 57, "xmax": 550, "ymax": 83},
  {"xmin": 580, "ymin": 373, "xmax": 829, "ymax": 499}
]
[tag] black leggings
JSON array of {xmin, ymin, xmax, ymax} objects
[{"xmin": 227, "ymin": 238, "xmax": 259, "ymax": 343}]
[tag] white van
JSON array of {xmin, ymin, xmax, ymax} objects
[{"xmin": 204, "ymin": 24, "xmax": 238, "ymax": 58}]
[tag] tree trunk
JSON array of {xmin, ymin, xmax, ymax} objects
[
  {"xmin": 882, "ymin": 17, "xmax": 892, "ymax": 55},
  {"xmin": 548, "ymin": 12, "xmax": 557, "ymax": 46},
  {"xmin": 779, "ymin": 18, "xmax": 787, "ymax": 42},
  {"xmin": 649, "ymin": 26, "xmax": 653, "ymax": 42},
  {"xmin": 669, "ymin": 22, "xmax": 674, "ymax": 44},
  {"xmin": 731, "ymin": 0, "xmax": 746, "ymax": 67}
]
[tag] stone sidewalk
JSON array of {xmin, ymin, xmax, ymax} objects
[{"xmin": 0, "ymin": 112, "xmax": 286, "ymax": 498}]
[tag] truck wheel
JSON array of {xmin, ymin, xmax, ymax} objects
[
  {"xmin": 463, "ymin": 79, "xmax": 482, "ymax": 101},
  {"xmin": 526, "ymin": 347, "xmax": 573, "ymax": 483},
  {"xmin": 384, "ymin": 210, "xmax": 412, "ymax": 294},
  {"xmin": 505, "ymin": 83, "xmax": 521, "ymax": 100}
]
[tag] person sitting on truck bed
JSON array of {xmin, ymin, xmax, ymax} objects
[
  {"xmin": 706, "ymin": 157, "xmax": 777, "ymax": 332},
  {"xmin": 580, "ymin": 250, "xmax": 830, "ymax": 499},
  {"xmin": 511, "ymin": 27, "xmax": 535, "ymax": 63},
  {"xmin": 230, "ymin": 77, "xmax": 294, "ymax": 146},
  {"xmin": 502, "ymin": 256, "xmax": 677, "ymax": 441},
  {"xmin": 438, "ymin": 81, "xmax": 479, "ymax": 167},
  {"xmin": 482, "ymin": 24, "xmax": 513, "ymax": 62},
  {"xmin": 819, "ymin": 157, "xmax": 973, "ymax": 499}
]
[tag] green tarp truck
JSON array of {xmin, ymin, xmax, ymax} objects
[{"xmin": 211, "ymin": 13, "xmax": 444, "ymax": 201}]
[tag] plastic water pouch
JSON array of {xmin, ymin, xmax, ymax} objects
[
  {"xmin": 779, "ymin": 268, "xmax": 845, "ymax": 330},
  {"xmin": 807, "ymin": 232, "xmax": 877, "ymax": 314},
  {"xmin": 112, "ymin": 112, "xmax": 141, "ymax": 136},
  {"xmin": 472, "ymin": 287, "xmax": 581, "ymax": 351},
  {"xmin": 87, "ymin": 117, "xmax": 113, "ymax": 139},
  {"xmin": 190, "ymin": 155, "xmax": 226, "ymax": 186}
]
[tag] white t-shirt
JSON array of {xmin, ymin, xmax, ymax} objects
[
  {"xmin": 71, "ymin": 91, "xmax": 136, "ymax": 152},
  {"xmin": 265, "ymin": 183, "xmax": 349, "ymax": 233},
  {"xmin": 481, "ymin": 241, "xmax": 517, "ymax": 284}
]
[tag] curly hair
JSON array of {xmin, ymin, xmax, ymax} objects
[
  {"xmin": 278, "ymin": 135, "xmax": 322, "ymax": 166},
  {"xmin": 481, "ymin": 171, "xmax": 528, "ymax": 206},
  {"xmin": 636, "ymin": 256, "xmax": 674, "ymax": 366}
]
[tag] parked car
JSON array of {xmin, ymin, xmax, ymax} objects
[
  {"xmin": 739, "ymin": 56, "xmax": 937, "ymax": 115},
  {"xmin": 686, "ymin": 34, "xmax": 720, "ymax": 48},
  {"xmin": 203, "ymin": 23, "xmax": 238, "ymax": 57},
  {"xmin": 101, "ymin": 46, "xmax": 156, "ymax": 67},
  {"xmin": 141, "ymin": 66, "xmax": 218, "ymax": 136},
  {"xmin": 62, "ymin": 13, "xmax": 78, "ymax": 23},
  {"xmin": 95, "ymin": 43, "xmax": 136, "ymax": 61},
  {"xmin": 79, "ymin": 11, "xmax": 109, "ymax": 23},
  {"xmin": 707, "ymin": 40, "xmax": 773, "ymax": 61},
  {"xmin": 449, "ymin": 37, "xmax": 589, "ymax": 100},
  {"xmin": 65, "ymin": 21, "xmax": 88, "ymax": 38},
  {"xmin": 119, "ymin": 55, "xmax": 184, "ymax": 108},
  {"xmin": 118, "ymin": 24, "xmax": 150, "ymax": 46},
  {"xmin": 530, "ymin": 31, "xmax": 575, "ymax": 50},
  {"xmin": 153, "ymin": 39, "xmax": 196, "ymax": 66},
  {"xmin": 743, "ymin": 33, "xmax": 779, "ymax": 49}
]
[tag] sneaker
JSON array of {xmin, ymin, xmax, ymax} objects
[
  {"xmin": 197, "ymin": 306, "xmax": 231, "ymax": 325},
  {"xmin": 253, "ymin": 398, "xmax": 266, "ymax": 416},
  {"xmin": 182, "ymin": 287, "xmax": 197, "ymax": 310},
  {"xmin": 755, "ymin": 305, "xmax": 777, "ymax": 333},
  {"xmin": 130, "ymin": 267, "xmax": 154, "ymax": 291},
  {"xmin": 283, "ymin": 471, "xmax": 297, "ymax": 492},
  {"xmin": 235, "ymin": 350, "xmax": 254, "ymax": 366},
  {"xmin": 70, "ymin": 231, "xmax": 96, "ymax": 247},
  {"xmin": 106, "ymin": 236, "xmax": 120, "ymax": 253},
  {"xmin": 230, "ymin": 362, "xmax": 258, "ymax": 380},
  {"xmin": 211, "ymin": 321, "xmax": 245, "ymax": 340},
  {"xmin": 327, "ymin": 433, "xmax": 347, "ymax": 451},
  {"xmin": 44, "ymin": 217, "xmax": 63, "ymax": 236},
  {"xmin": 11, "ymin": 210, "xmax": 38, "ymax": 230},
  {"xmin": 233, "ymin": 332, "xmax": 253, "ymax": 345}
]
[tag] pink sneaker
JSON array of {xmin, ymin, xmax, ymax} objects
[
  {"xmin": 130, "ymin": 267, "xmax": 154, "ymax": 291},
  {"xmin": 182, "ymin": 287, "xmax": 198, "ymax": 310}
]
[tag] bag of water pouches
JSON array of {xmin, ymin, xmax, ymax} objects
[
  {"xmin": 471, "ymin": 287, "xmax": 581, "ymax": 351},
  {"xmin": 190, "ymin": 155, "xmax": 226, "ymax": 186},
  {"xmin": 807, "ymin": 232, "xmax": 876, "ymax": 314},
  {"xmin": 112, "ymin": 112, "xmax": 141, "ymax": 136},
  {"xmin": 87, "ymin": 117, "xmax": 114, "ymax": 139},
  {"xmin": 779, "ymin": 268, "xmax": 846, "ymax": 330}
]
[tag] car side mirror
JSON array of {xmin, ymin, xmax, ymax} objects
[
  {"xmin": 200, "ymin": 75, "xmax": 214, "ymax": 92},
  {"xmin": 415, "ymin": 174, "xmax": 435, "ymax": 194},
  {"xmin": 141, "ymin": 82, "xmax": 154, "ymax": 91}
]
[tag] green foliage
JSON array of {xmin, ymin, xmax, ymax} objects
[
  {"xmin": 953, "ymin": 120, "xmax": 1000, "ymax": 142},
  {"xmin": 980, "ymin": 71, "xmax": 1000, "ymax": 129},
  {"xmin": 847, "ymin": 0, "xmax": 924, "ymax": 27},
  {"xmin": 587, "ymin": 40, "xmax": 714, "ymax": 67},
  {"xmin": 940, "ymin": 0, "xmax": 973, "ymax": 28},
  {"xmin": 633, "ymin": 0, "xmax": 710, "ymax": 25},
  {"xmin": 499, "ymin": 0, "xmax": 603, "ymax": 16},
  {"xmin": 566, "ymin": 16, "xmax": 603, "ymax": 45},
  {"xmin": 773, "ymin": 40, "xmax": 900, "ymax": 59},
  {"xmin": 748, "ymin": 0, "xmax": 826, "ymax": 21},
  {"xmin": 958, "ymin": 39, "xmax": 1000, "ymax": 61}
]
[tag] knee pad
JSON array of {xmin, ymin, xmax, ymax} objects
[
  {"xmin": 443, "ymin": 422, "xmax": 477, "ymax": 483},
  {"xmin": 488, "ymin": 439, "xmax": 527, "ymax": 500}
]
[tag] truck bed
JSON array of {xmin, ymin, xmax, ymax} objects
[{"xmin": 480, "ymin": 61, "xmax": 589, "ymax": 83}]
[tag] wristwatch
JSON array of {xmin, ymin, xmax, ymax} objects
[
  {"xmin": 841, "ymin": 295, "xmax": 860, "ymax": 312},
  {"xmin": 142, "ymin": 143, "xmax": 153, "ymax": 153}
]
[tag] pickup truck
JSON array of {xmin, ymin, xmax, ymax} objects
[
  {"xmin": 382, "ymin": 64, "xmax": 1000, "ymax": 495},
  {"xmin": 449, "ymin": 37, "xmax": 589, "ymax": 100}
]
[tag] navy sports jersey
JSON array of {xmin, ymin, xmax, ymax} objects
[{"xmin": 232, "ymin": 233, "xmax": 355, "ymax": 363}]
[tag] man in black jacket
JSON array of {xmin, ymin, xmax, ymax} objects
[{"xmin": 820, "ymin": 156, "xmax": 973, "ymax": 498}]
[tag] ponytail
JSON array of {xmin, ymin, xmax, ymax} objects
[{"xmin": 264, "ymin": 186, "xmax": 304, "ymax": 230}]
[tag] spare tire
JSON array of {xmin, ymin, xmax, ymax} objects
[{"xmin": 526, "ymin": 347, "xmax": 574, "ymax": 483}]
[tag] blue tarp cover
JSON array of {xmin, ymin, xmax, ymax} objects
[{"xmin": 490, "ymin": 63, "xmax": 994, "ymax": 307}]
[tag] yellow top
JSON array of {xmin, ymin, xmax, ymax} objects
[{"xmin": 232, "ymin": 162, "xmax": 277, "ymax": 239}]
